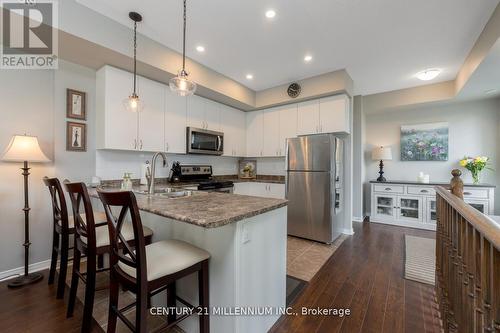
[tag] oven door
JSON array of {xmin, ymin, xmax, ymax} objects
[{"xmin": 187, "ymin": 127, "xmax": 224, "ymax": 155}]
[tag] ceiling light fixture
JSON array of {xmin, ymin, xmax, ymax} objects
[
  {"xmin": 485, "ymin": 89, "xmax": 497, "ymax": 95},
  {"xmin": 416, "ymin": 68, "xmax": 441, "ymax": 81},
  {"xmin": 123, "ymin": 12, "xmax": 144, "ymax": 112},
  {"xmin": 265, "ymin": 10, "xmax": 276, "ymax": 18},
  {"xmin": 196, "ymin": 45, "xmax": 205, "ymax": 52},
  {"xmin": 170, "ymin": 0, "xmax": 197, "ymax": 96},
  {"xmin": 246, "ymin": 74, "xmax": 253, "ymax": 80},
  {"xmin": 304, "ymin": 55, "xmax": 313, "ymax": 62}
]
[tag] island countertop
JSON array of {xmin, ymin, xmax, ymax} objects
[{"xmin": 89, "ymin": 187, "xmax": 288, "ymax": 228}]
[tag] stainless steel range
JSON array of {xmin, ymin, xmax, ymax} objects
[{"xmin": 173, "ymin": 164, "xmax": 234, "ymax": 193}]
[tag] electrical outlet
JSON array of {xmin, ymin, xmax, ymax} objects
[{"xmin": 242, "ymin": 226, "xmax": 250, "ymax": 244}]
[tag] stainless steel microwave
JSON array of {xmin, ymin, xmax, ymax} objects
[{"xmin": 186, "ymin": 127, "xmax": 224, "ymax": 155}]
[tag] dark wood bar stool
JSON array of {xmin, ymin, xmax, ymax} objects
[
  {"xmin": 98, "ymin": 190, "xmax": 210, "ymax": 333},
  {"xmin": 64, "ymin": 182, "xmax": 154, "ymax": 333},
  {"xmin": 43, "ymin": 177, "xmax": 108, "ymax": 299}
]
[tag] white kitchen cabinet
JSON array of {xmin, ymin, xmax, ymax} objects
[
  {"xmin": 164, "ymin": 88, "xmax": 187, "ymax": 154},
  {"xmin": 263, "ymin": 108, "xmax": 281, "ymax": 157},
  {"xmin": 187, "ymin": 96, "xmax": 220, "ymax": 131},
  {"xmin": 220, "ymin": 105, "xmax": 246, "ymax": 157},
  {"xmin": 278, "ymin": 104, "xmax": 297, "ymax": 156},
  {"xmin": 319, "ymin": 95, "xmax": 350, "ymax": 134},
  {"xmin": 246, "ymin": 111, "xmax": 264, "ymax": 157},
  {"xmin": 186, "ymin": 95, "xmax": 206, "ymax": 129},
  {"xmin": 96, "ymin": 66, "xmax": 139, "ymax": 150},
  {"xmin": 137, "ymin": 76, "xmax": 165, "ymax": 152},
  {"xmin": 233, "ymin": 182, "xmax": 285, "ymax": 199},
  {"xmin": 297, "ymin": 99, "xmax": 320, "ymax": 135}
]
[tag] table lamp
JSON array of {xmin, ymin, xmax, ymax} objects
[
  {"xmin": 372, "ymin": 146, "xmax": 392, "ymax": 182},
  {"xmin": 2, "ymin": 134, "xmax": 50, "ymax": 288}
]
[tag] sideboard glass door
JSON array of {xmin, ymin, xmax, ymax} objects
[
  {"xmin": 426, "ymin": 197, "xmax": 437, "ymax": 224},
  {"xmin": 398, "ymin": 196, "xmax": 423, "ymax": 222},
  {"xmin": 373, "ymin": 194, "xmax": 397, "ymax": 220}
]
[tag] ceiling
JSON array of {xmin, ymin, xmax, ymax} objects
[
  {"xmin": 457, "ymin": 39, "xmax": 500, "ymax": 100},
  {"xmin": 76, "ymin": 0, "xmax": 499, "ymax": 95}
]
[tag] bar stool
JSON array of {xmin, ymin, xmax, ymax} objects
[
  {"xmin": 98, "ymin": 190, "xmax": 210, "ymax": 333},
  {"xmin": 64, "ymin": 182, "xmax": 154, "ymax": 333},
  {"xmin": 43, "ymin": 177, "xmax": 108, "ymax": 299}
]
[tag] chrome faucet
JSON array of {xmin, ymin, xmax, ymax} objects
[{"xmin": 148, "ymin": 152, "xmax": 168, "ymax": 194}]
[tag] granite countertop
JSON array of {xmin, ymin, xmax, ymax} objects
[
  {"xmin": 88, "ymin": 186, "xmax": 288, "ymax": 229},
  {"xmin": 369, "ymin": 180, "xmax": 496, "ymax": 188}
]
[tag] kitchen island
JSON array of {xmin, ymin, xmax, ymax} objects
[{"xmin": 90, "ymin": 187, "xmax": 288, "ymax": 333}]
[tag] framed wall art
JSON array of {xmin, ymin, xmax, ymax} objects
[
  {"xmin": 400, "ymin": 122, "xmax": 448, "ymax": 161},
  {"xmin": 66, "ymin": 89, "xmax": 86, "ymax": 120},
  {"xmin": 66, "ymin": 121, "xmax": 87, "ymax": 152}
]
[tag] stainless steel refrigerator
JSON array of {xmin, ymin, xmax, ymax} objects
[{"xmin": 285, "ymin": 134, "xmax": 344, "ymax": 244}]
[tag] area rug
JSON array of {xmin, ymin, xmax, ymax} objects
[
  {"xmin": 287, "ymin": 234, "xmax": 347, "ymax": 281},
  {"xmin": 404, "ymin": 235, "xmax": 436, "ymax": 286}
]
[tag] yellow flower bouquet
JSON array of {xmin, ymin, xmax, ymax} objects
[{"xmin": 459, "ymin": 156, "xmax": 492, "ymax": 184}]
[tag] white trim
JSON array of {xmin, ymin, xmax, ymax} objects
[
  {"xmin": 352, "ymin": 216, "xmax": 365, "ymax": 222},
  {"xmin": 338, "ymin": 227, "xmax": 355, "ymax": 235},
  {"xmin": 0, "ymin": 259, "xmax": 52, "ymax": 281}
]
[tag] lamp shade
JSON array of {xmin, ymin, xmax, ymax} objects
[
  {"xmin": 372, "ymin": 146, "xmax": 392, "ymax": 161},
  {"xmin": 2, "ymin": 135, "xmax": 50, "ymax": 162}
]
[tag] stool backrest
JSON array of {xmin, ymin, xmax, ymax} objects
[
  {"xmin": 64, "ymin": 181, "xmax": 97, "ymax": 250},
  {"xmin": 43, "ymin": 177, "xmax": 70, "ymax": 233},
  {"xmin": 97, "ymin": 190, "xmax": 147, "ymax": 283}
]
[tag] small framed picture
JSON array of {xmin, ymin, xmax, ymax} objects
[
  {"xmin": 66, "ymin": 122, "xmax": 87, "ymax": 152},
  {"xmin": 66, "ymin": 89, "xmax": 86, "ymax": 120}
]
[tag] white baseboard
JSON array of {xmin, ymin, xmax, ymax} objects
[
  {"xmin": 337, "ymin": 227, "xmax": 355, "ymax": 235},
  {"xmin": 0, "ymin": 259, "xmax": 52, "ymax": 282},
  {"xmin": 353, "ymin": 216, "xmax": 365, "ymax": 222}
]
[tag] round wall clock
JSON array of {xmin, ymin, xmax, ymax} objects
[{"xmin": 287, "ymin": 83, "xmax": 301, "ymax": 98}]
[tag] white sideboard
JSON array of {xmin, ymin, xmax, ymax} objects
[{"xmin": 369, "ymin": 181, "xmax": 495, "ymax": 231}]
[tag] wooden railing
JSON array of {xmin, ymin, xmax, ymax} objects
[{"xmin": 436, "ymin": 186, "xmax": 500, "ymax": 333}]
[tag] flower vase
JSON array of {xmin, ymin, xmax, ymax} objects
[{"xmin": 471, "ymin": 171, "xmax": 481, "ymax": 185}]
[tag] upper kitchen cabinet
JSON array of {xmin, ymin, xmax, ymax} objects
[
  {"xmin": 164, "ymin": 88, "xmax": 187, "ymax": 154},
  {"xmin": 297, "ymin": 99, "xmax": 320, "ymax": 135},
  {"xmin": 262, "ymin": 108, "xmax": 281, "ymax": 157},
  {"xmin": 319, "ymin": 95, "xmax": 350, "ymax": 134},
  {"xmin": 96, "ymin": 66, "xmax": 139, "ymax": 151},
  {"xmin": 278, "ymin": 104, "xmax": 297, "ymax": 156},
  {"xmin": 220, "ymin": 105, "xmax": 246, "ymax": 157},
  {"xmin": 297, "ymin": 94, "xmax": 350, "ymax": 135},
  {"xmin": 97, "ymin": 66, "xmax": 165, "ymax": 152},
  {"xmin": 246, "ymin": 111, "xmax": 264, "ymax": 157},
  {"xmin": 137, "ymin": 76, "xmax": 165, "ymax": 152},
  {"xmin": 187, "ymin": 95, "xmax": 220, "ymax": 131}
]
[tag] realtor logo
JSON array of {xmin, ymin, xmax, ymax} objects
[{"xmin": 1, "ymin": 0, "xmax": 58, "ymax": 69}]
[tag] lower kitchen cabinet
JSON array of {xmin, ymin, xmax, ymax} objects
[
  {"xmin": 233, "ymin": 182, "xmax": 285, "ymax": 199},
  {"xmin": 370, "ymin": 181, "xmax": 495, "ymax": 231}
]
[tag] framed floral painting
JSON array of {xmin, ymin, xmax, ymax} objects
[{"xmin": 400, "ymin": 122, "xmax": 448, "ymax": 161}]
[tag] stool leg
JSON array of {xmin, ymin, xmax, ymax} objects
[
  {"xmin": 136, "ymin": 282, "xmax": 148, "ymax": 333},
  {"xmin": 97, "ymin": 254, "xmax": 104, "ymax": 269},
  {"xmin": 82, "ymin": 254, "xmax": 96, "ymax": 333},
  {"xmin": 198, "ymin": 260, "xmax": 209, "ymax": 333},
  {"xmin": 56, "ymin": 234, "xmax": 69, "ymax": 299},
  {"xmin": 107, "ymin": 272, "xmax": 119, "ymax": 333},
  {"xmin": 48, "ymin": 230, "xmax": 59, "ymax": 285},
  {"xmin": 67, "ymin": 247, "xmax": 81, "ymax": 317},
  {"xmin": 167, "ymin": 282, "xmax": 176, "ymax": 324}
]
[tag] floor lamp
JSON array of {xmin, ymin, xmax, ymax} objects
[{"xmin": 2, "ymin": 135, "xmax": 50, "ymax": 288}]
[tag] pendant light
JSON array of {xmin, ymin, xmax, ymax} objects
[
  {"xmin": 169, "ymin": 0, "xmax": 197, "ymax": 96},
  {"xmin": 123, "ymin": 12, "xmax": 144, "ymax": 112}
]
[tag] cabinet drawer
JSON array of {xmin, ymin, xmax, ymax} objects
[
  {"xmin": 407, "ymin": 186, "xmax": 436, "ymax": 196},
  {"xmin": 463, "ymin": 188, "xmax": 489, "ymax": 199},
  {"xmin": 373, "ymin": 184, "xmax": 404, "ymax": 194}
]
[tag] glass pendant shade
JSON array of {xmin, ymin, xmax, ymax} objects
[
  {"xmin": 123, "ymin": 93, "xmax": 144, "ymax": 112},
  {"xmin": 169, "ymin": 70, "xmax": 197, "ymax": 96}
]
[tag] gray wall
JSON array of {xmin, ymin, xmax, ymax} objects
[{"xmin": 363, "ymin": 98, "xmax": 500, "ymax": 215}]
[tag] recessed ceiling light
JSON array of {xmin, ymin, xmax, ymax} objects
[
  {"xmin": 416, "ymin": 69, "xmax": 441, "ymax": 81},
  {"xmin": 246, "ymin": 74, "xmax": 253, "ymax": 80},
  {"xmin": 485, "ymin": 89, "xmax": 497, "ymax": 95},
  {"xmin": 304, "ymin": 55, "xmax": 313, "ymax": 62},
  {"xmin": 265, "ymin": 10, "xmax": 276, "ymax": 18},
  {"xmin": 196, "ymin": 45, "xmax": 205, "ymax": 52}
]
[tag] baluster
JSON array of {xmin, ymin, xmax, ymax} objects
[
  {"xmin": 476, "ymin": 232, "xmax": 484, "ymax": 333},
  {"xmin": 483, "ymin": 238, "xmax": 493, "ymax": 332},
  {"xmin": 466, "ymin": 221, "xmax": 476, "ymax": 333},
  {"xmin": 493, "ymin": 248, "xmax": 499, "ymax": 333}
]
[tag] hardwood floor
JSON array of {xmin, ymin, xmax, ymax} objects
[
  {"xmin": 270, "ymin": 221, "xmax": 442, "ymax": 333},
  {"xmin": 0, "ymin": 221, "xmax": 441, "ymax": 333}
]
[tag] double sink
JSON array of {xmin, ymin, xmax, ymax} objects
[{"xmin": 134, "ymin": 187, "xmax": 195, "ymax": 199}]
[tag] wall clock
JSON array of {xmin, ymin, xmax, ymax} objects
[{"xmin": 287, "ymin": 83, "xmax": 301, "ymax": 98}]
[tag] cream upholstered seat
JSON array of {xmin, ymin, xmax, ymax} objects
[
  {"xmin": 80, "ymin": 222, "xmax": 153, "ymax": 248},
  {"xmin": 60, "ymin": 211, "xmax": 108, "ymax": 229},
  {"xmin": 118, "ymin": 239, "xmax": 210, "ymax": 281}
]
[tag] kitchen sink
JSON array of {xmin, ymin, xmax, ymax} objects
[{"xmin": 133, "ymin": 188, "xmax": 193, "ymax": 198}]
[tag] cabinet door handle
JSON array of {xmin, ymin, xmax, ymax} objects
[
  {"xmin": 385, "ymin": 188, "xmax": 392, "ymax": 191},
  {"xmin": 463, "ymin": 192, "xmax": 472, "ymax": 196},
  {"xmin": 133, "ymin": 139, "xmax": 137, "ymax": 149},
  {"xmin": 166, "ymin": 142, "xmax": 169, "ymax": 151},
  {"xmin": 139, "ymin": 140, "xmax": 143, "ymax": 150},
  {"xmin": 420, "ymin": 189, "xmax": 428, "ymax": 193}
]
